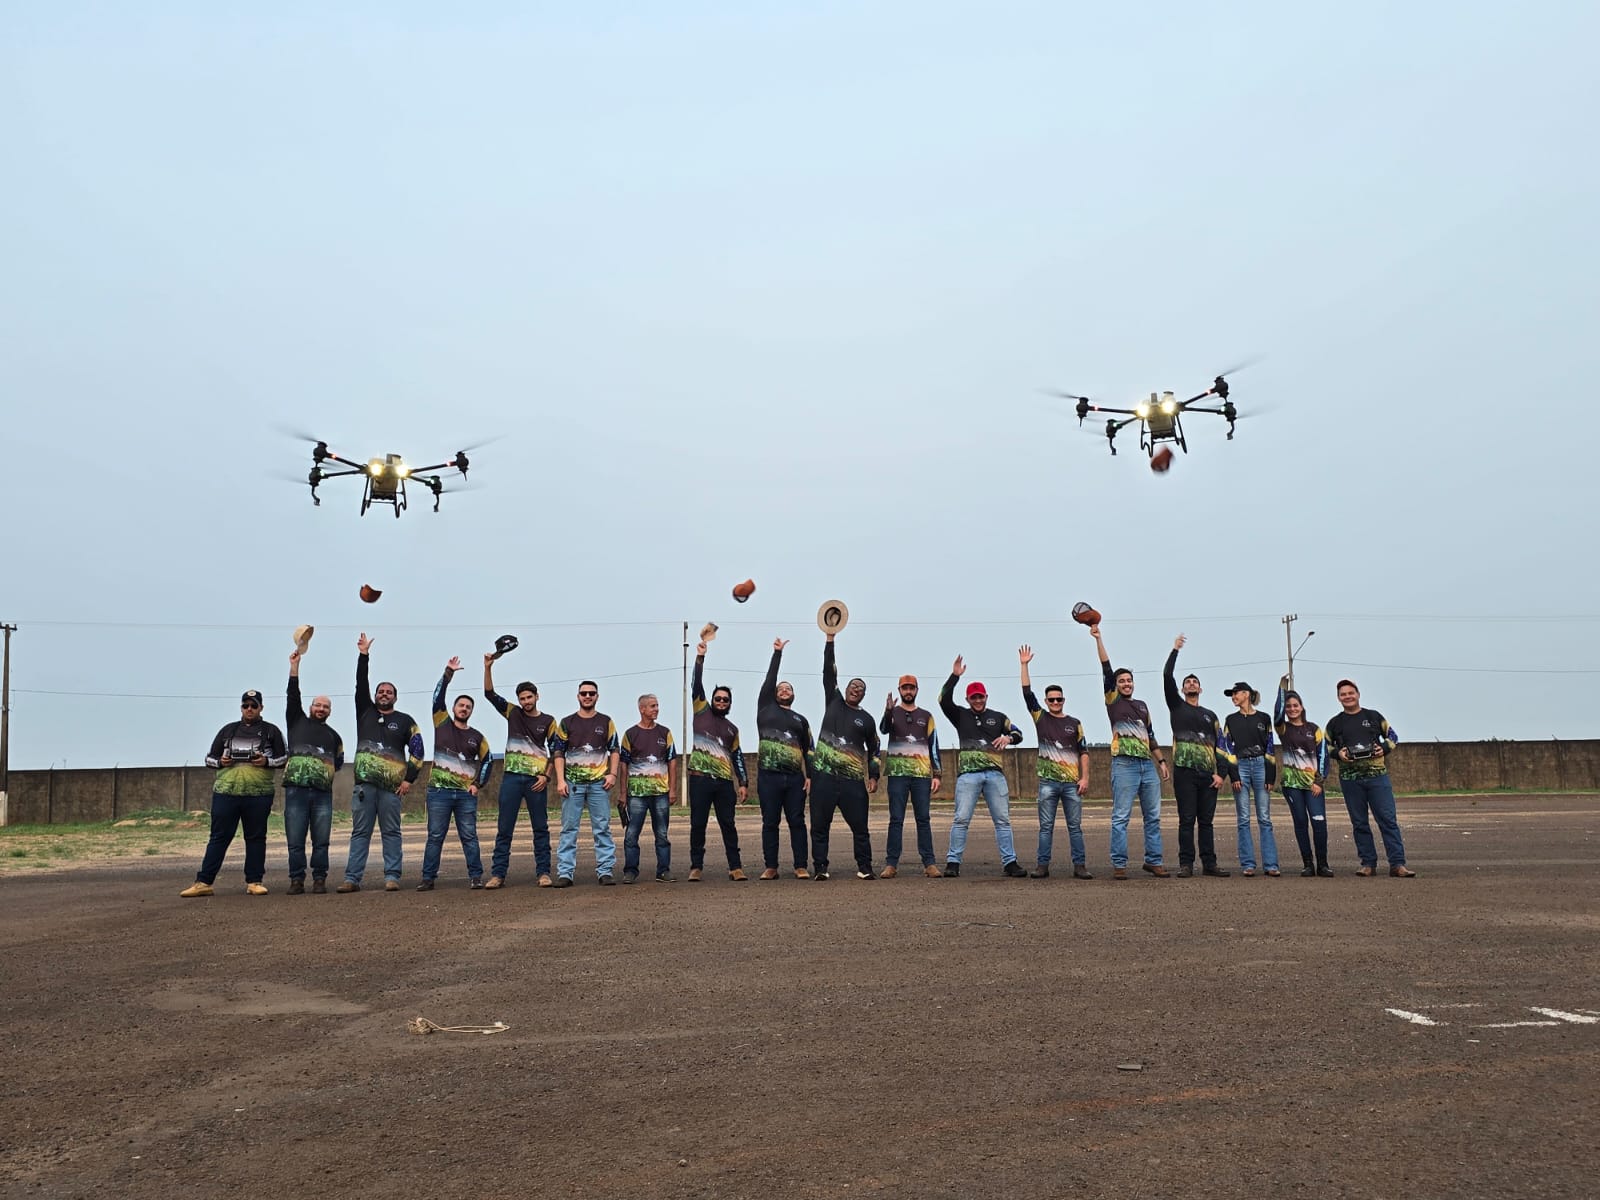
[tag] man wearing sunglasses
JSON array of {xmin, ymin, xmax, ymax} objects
[
  {"xmin": 181, "ymin": 690, "xmax": 288, "ymax": 897},
  {"xmin": 551, "ymin": 681, "xmax": 621, "ymax": 887},
  {"xmin": 1019, "ymin": 645, "xmax": 1092, "ymax": 879}
]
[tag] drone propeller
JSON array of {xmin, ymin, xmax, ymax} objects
[{"xmin": 1212, "ymin": 356, "xmax": 1264, "ymax": 380}]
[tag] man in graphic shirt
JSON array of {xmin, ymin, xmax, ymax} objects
[
  {"xmin": 755, "ymin": 638, "xmax": 813, "ymax": 880},
  {"xmin": 688, "ymin": 639, "xmax": 750, "ymax": 882},
  {"xmin": 483, "ymin": 654, "xmax": 556, "ymax": 889},
  {"xmin": 551, "ymin": 681, "xmax": 621, "ymax": 887},
  {"xmin": 338, "ymin": 633, "xmax": 424, "ymax": 893},
  {"xmin": 417, "ymin": 657, "xmax": 492, "ymax": 890},
  {"xmin": 1019, "ymin": 645, "xmax": 1092, "ymax": 880},
  {"xmin": 620, "ymin": 693, "xmax": 679, "ymax": 884},
  {"xmin": 879, "ymin": 673, "xmax": 943, "ymax": 878},
  {"xmin": 1326, "ymin": 679, "xmax": 1413, "ymax": 877},
  {"xmin": 282, "ymin": 650, "xmax": 344, "ymax": 894},
  {"xmin": 810, "ymin": 631, "xmax": 881, "ymax": 880},
  {"xmin": 939, "ymin": 656, "xmax": 1027, "ymax": 878},
  {"xmin": 1162, "ymin": 635, "xmax": 1232, "ymax": 879},
  {"xmin": 1089, "ymin": 623, "xmax": 1170, "ymax": 880},
  {"xmin": 180, "ymin": 690, "xmax": 288, "ymax": 897},
  {"xmin": 1226, "ymin": 681, "xmax": 1280, "ymax": 877}
]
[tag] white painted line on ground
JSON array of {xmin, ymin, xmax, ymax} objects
[
  {"xmin": 1475, "ymin": 1021, "xmax": 1562, "ymax": 1029},
  {"xmin": 1529, "ymin": 1008, "xmax": 1600, "ymax": 1024},
  {"xmin": 1385, "ymin": 1009, "xmax": 1442, "ymax": 1026}
]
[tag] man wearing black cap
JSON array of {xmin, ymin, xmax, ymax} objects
[
  {"xmin": 282, "ymin": 650, "xmax": 344, "ymax": 894},
  {"xmin": 1226, "ymin": 681, "xmax": 1280, "ymax": 877},
  {"xmin": 1162, "ymin": 635, "xmax": 1232, "ymax": 879},
  {"xmin": 181, "ymin": 690, "xmax": 288, "ymax": 897},
  {"xmin": 939, "ymin": 656, "xmax": 1027, "ymax": 878}
]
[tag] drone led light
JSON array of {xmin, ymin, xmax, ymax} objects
[
  {"xmin": 1160, "ymin": 392, "xmax": 1176, "ymax": 414},
  {"xmin": 368, "ymin": 460, "xmax": 384, "ymax": 476},
  {"xmin": 395, "ymin": 464, "xmax": 411, "ymax": 478},
  {"xmin": 1135, "ymin": 403, "xmax": 1150, "ymax": 419}
]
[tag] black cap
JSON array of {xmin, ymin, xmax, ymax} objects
[
  {"xmin": 241, "ymin": 690, "xmax": 264, "ymax": 706},
  {"xmin": 493, "ymin": 634, "xmax": 519, "ymax": 659},
  {"xmin": 1228, "ymin": 681, "xmax": 1253, "ymax": 694}
]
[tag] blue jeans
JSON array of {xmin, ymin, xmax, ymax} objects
[
  {"xmin": 1234, "ymin": 757, "xmax": 1279, "ymax": 871},
  {"xmin": 558, "ymin": 779, "xmax": 616, "ymax": 879},
  {"xmin": 196, "ymin": 792, "xmax": 274, "ymax": 884},
  {"xmin": 1109, "ymin": 756, "xmax": 1163, "ymax": 869},
  {"xmin": 1339, "ymin": 773, "xmax": 1406, "ymax": 867},
  {"xmin": 625, "ymin": 793, "xmax": 672, "ymax": 875},
  {"xmin": 283, "ymin": 785, "xmax": 333, "ymax": 881},
  {"xmin": 421, "ymin": 787, "xmax": 483, "ymax": 882},
  {"xmin": 1036, "ymin": 779, "xmax": 1086, "ymax": 866},
  {"xmin": 947, "ymin": 770, "xmax": 1017, "ymax": 866},
  {"xmin": 344, "ymin": 781, "xmax": 404, "ymax": 884},
  {"xmin": 490, "ymin": 772, "xmax": 552, "ymax": 880},
  {"xmin": 885, "ymin": 775, "xmax": 935, "ymax": 867},
  {"xmin": 1283, "ymin": 786, "xmax": 1328, "ymax": 864}
]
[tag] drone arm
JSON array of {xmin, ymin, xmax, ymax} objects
[{"xmin": 406, "ymin": 461, "xmax": 454, "ymax": 476}]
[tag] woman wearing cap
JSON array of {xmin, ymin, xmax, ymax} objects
[{"xmin": 1225, "ymin": 681, "xmax": 1280, "ymax": 877}]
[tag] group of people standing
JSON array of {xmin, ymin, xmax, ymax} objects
[{"xmin": 179, "ymin": 622, "xmax": 1415, "ymax": 896}]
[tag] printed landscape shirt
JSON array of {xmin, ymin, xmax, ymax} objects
[
  {"xmin": 283, "ymin": 674, "xmax": 344, "ymax": 792},
  {"xmin": 552, "ymin": 711, "xmax": 620, "ymax": 785},
  {"xmin": 621, "ymin": 724, "xmax": 677, "ymax": 797},
  {"xmin": 484, "ymin": 687, "xmax": 555, "ymax": 779}
]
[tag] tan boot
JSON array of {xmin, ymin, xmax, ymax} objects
[
  {"xmin": 537, "ymin": 874, "xmax": 553, "ymax": 887},
  {"xmin": 179, "ymin": 881, "xmax": 213, "ymax": 898},
  {"xmin": 759, "ymin": 868, "xmax": 779, "ymax": 880},
  {"xmin": 484, "ymin": 876, "xmax": 504, "ymax": 889},
  {"xmin": 793, "ymin": 867, "xmax": 810, "ymax": 879},
  {"xmin": 245, "ymin": 882, "xmax": 268, "ymax": 896},
  {"xmin": 922, "ymin": 864, "xmax": 943, "ymax": 878},
  {"xmin": 688, "ymin": 867, "xmax": 703, "ymax": 882},
  {"xmin": 729, "ymin": 868, "xmax": 748, "ymax": 881},
  {"xmin": 880, "ymin": 865, "xmax": 898, "ymax": 879}
]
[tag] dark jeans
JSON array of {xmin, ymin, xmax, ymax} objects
[
  {"xmin": 282, "ymin": 785, "xmax": 333, "ymax": 881},
  {"xmin": 810, "ymin": 773, "xmax": 872, "ymax": 874},
  {"xmin": 422, "ymin": 787, "xmax": 484, "ymax": 882},
  {"xmin": 491, "ymin": 772, "xmax": 552, "ymax": 879},
  {"xmin": 1171, "ymin": 767, "xmax": 1220, "ymax": 869},
  {"xmin": 196, "ymin": 792, "xmax": 274, "ymax": 885},
  {"xmin": 758, "ymin": 772, "xmax": 809, "ymax": 870},
  {"xmin": 1339, "ymin": 773, "xmax": 1406, "ymax": 867},
  {"xmin": 1283, "ymin": 785, "xmax": 1329, "ymax": 864},
  {"xmin": 689, "ymin": 776, "xmax": 742, "ymax": 870},
  {"xmin": 885, "ymin": 775, "xmax": 935, "ymax": 867},
  {"xmin": 625, "ymin": 792, "xmax": 672, "ymax": 874}
]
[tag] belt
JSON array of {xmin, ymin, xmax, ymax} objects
[{"xmin": 1238, "ymin": 752, "xmax": 1266, "ymax": 759}]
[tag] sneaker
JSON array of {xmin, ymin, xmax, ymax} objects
[
  {"xmin": 1203, "ymin": 866, "xmax": 1231, "ymax": 878},
  {"xmin": 245, "ymin": 882, "xmax": 268, "ymax": 896},
  {"xmin": 688, "ymin": 868, "xmax": 703, "ymax": 882},
  {"xmin": 384, "ymin": 880, "xmax": 401, "ymax": 892},
  {"xmin": 759, "ymin": 868, "xmax": 779, "ymax": 880},
  {"xmin": 312, "ymin": 878, "xmax": 327, "ymax": 894},
  {"xmin": 416, "ymin": 880, "xmax": 435, "ymax": 892},
  {"xmin": 1142, "ymin": 863, "xmax": 1170, "ymax": 878},
  {"xmin": 1073, "ymin": 865, "xmax": 1095, "ymax": 880},
  {"xmin": 485, "ymin": 876, "xmax": 504, "ymax": 890},
  {"xmin": 923, "ymin": 864, "xmax": 943, "ymax": 878},
  {"xmin": 1390, "ymin": 865, "xmax": 1417, "ymax": 878},
  {"xmin": 179, "ymin": 881, "xmax": 214, "ymax": 898},
  {"xmin": 880, "ymin": 865, "xmax": 898, "ymax": 879},
  {"xmin": 1003, "ymin": 860, "xmax": 1028, "ymax": 878},
  {"xmin": 855, "ymin": 869, "xmax": 876, "ymax": 880},
  {"xmin": 537, "ymin": 874, "xmax": 553, "ymax": 888},
  {"xmin": 287, "ymin": 879, "xmax": 305, "ymax": 895},
  {"xmin": 813, "ymin": 870, "xmax": 830, "ymax": 881},
  {"xmin": 469, "ymin": 878, "xmax": 485, "ymax": 890},
  {"xmin": 944, "ymin": 862, "xmax": 961, "ymax": 878},
  {"xmin": 793, "ymin": 867, "xmax": 810, "ymax": 879},
  {"xmin": 623, "ymin": 870, "xmax": 639, "ymax": 885},
  {"xmin": 554, "ymin": 876, "xmax": 574, "ymax": 888},
  {"xmin": 336, "ymin": 881, "xmax": 360, "ymax": 894},
  {"xmin": 656, "ymin": 871, "xmax": 676, "ymax": 883},
  {"xmin": 1177, "ymin": 865, "xmax": 1194, "ymax": 878},
  {"xmin": 1029, "ymin": 864, "xmax": 1049, "ymax": 879},
  {"xmin": 598, "ymin": 874, "xmax": 615, "ymax": 886},
  {"xmin": 1264, "ymin": 868, "xmax": 1282, "ymax": 877},
  {"xmin": 729, "ymin": 868, "xmax": 748, "ymax": 882},
  {"xmin": 1241, "ymin": 868, "xmax": 1256, "ymax": 877}
]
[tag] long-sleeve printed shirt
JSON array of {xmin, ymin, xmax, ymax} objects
[
  {"xmin": 880, "ymin": 705, "xmax": 942, "ymax": 779},
  {"xmin": 1102, "ymin": 660, "xmax": 1157, "ymax": 760},
  {"xmin": 1023, "ymin": 686, "xmax": 1088, "ymax": 785},
  {"xmin": 621, "ymin": 723, "xmax": 677, "ymax": 797},
  {"xmin": 1224, "ymin": 710, "xmax": 1275, "ymax": 784},
  {"xmin": 283, "ymin": 675, "xmax": 344, "ymax": 792},
  {"xmin": 552, "ymin": 711, "xmax": 620, "ymax": 785},
  {"xmin": 1274, "ymin": 683, "xmax": 1328, "ymax": 790},
  {"xmin": 756, "ymin": 648, "xmax": 813, "ymax": 777},
  {"xmin": 690, "ymin": 656, "xmax": 748, "ymax": 785},
  {"xmin": 938, "ymin": 675, "xmax": 1024, "ymax": 775},
  {"xmin": 429, "ymin": 671, "xmax": 492, "ymax": 792},
  {"xmin": 1325, "ymin": 708, "xmax": 1399, "ymax": 780},
  {"xmin": 354, "ymin": 653, "xmax": 424, "ymax": 791},
  {"xmin": 813, "ymin": 641, "xmax": 881, "ymax": 782},
  {"xmin": 484, "ymin": 688, "xmax": 555, "ymax": 779},
  {"xmin": 1162, "ymin": 650, "xmax": 1231, "ymax": 776},
  {"xmin": 206, "ymin": 718, "xmax": 288, "ymax": 797}
]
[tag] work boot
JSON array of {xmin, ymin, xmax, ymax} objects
[
  {"xmin": 287, "ymin": 879, "xmax": 305, "ymax": 895},
  {"xmin": 793, "ymin": 867, "xmax": 810, "ymax": 879},
  {"xmin": 245, "ymin": 882, "xmax": 268, "ymax": 895},
  {"xmin": 759, "ymin": 868, "xmax": 779, "ymax": 880},
  {"xmin": 1073, "ymin": 865, "xmax": 1094, "ymax": 880},
  {"xmin": 384, "ymin": 880, "xmax": 401, "ymax": 892},
  {"xmin": 1316, "ymin": 861, "xmax": 1335, "ymax": 877},
  {"xmin": 923, "ymin": 864, "xmax": 943, "ymax": 878},
  {"xmin": 622, "ymin": 870, "xmax": 639, "ymax": 885},
  {"xmin": 1142, "ymin": 863, "xmax": 1171, "ymax": 879},
  {"xmin": 179, "ymin": 881, "xmax": 213, "ymax": 898},
  {"xmin": 1177, "ymin": 865, "xmax": 1194, "ymax": 878},
  {"xmin": 944, "ymin": 862, "xmax": 960, "ymax": 878},
  {"xmin": 1003, "ymin": 860, "xmax": 1028, "ymax": 878},
  {"xmin": 336, "ymin": 881, "xmax": 360, "ymax": 893},
  {"xmin": 1300, "ymin": 858, "xmax": 1317, "ymax": 877},
  {"xmin": 415, "ymin": 880, "xmax": 434, "ymax": 891},
  {"xmin": 729, "ymin": 868, "xmax": 748, "ymax": 881},
  {"xmin": 312, "ymin": 878, "xmax": 327, "ymax": 894},
  {"xmin": 688, "ymin": 867, "xmax": 703, "ymax": 882},
  {"xmin": 484, "ymin": 876, "xmax": 504, "ymax": 890},
  {"xmin": 880, "ymin": 865, "xmax": 898, "ymax": 879},
  {"xmin": 1029, "ymin": 864, "xmax": 1049, "ymax": 879}
]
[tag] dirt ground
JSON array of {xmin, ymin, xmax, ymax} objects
[{"xmin": 2, "ymin": 794, "xmax": 1597, "ymax": 1199}]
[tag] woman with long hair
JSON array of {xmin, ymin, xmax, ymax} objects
[{"xmin": 1274, "ymin": 676, "xmax": 1333, "ymax": 877}]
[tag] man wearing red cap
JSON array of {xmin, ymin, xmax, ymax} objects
[
  {"xmin": 938, "ymin": 657, "xmax": 1027, "ymax": 878},
  {"xmin": 879, "ymin": 674, "xmax": 943, "ymax": 878}
]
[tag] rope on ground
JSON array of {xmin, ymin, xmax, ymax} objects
[{"xmin": 407, "ymin": 1017, "xmax": 510, "ymax": 1036}]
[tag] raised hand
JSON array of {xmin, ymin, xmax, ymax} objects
[
  {"xmin": 952, "ymin": 655, "xmax": 966, "ymax": 677},
  {"xmin": 484, "ymin": 653, "xmax": 496, "ymax": 668},
  {"xmin": 1088, "ymin": 624, "xmax": 1101, "ymax": 640},
  {"xmin": 1174, "ymin": 633, "xmax": 1187, "ymax": 651},
  {"xmin": 357, "ymin": 633, "xmax": 373, "ymax": 655},
  {"xmin": 446, "ymin": 656, "xmax": 462, "ymax": 673},
  {"xmin": 1018, "ymin": 644, "xmax": 1034, "ymax": 665},
  {"xmin": 696, "ymin": 641, "xmax": 708, "ymax": 656},
  {"xmin": 773, "ymin": 637, "xmax": 788, "ymax": 651}
]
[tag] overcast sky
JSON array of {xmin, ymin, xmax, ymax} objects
[{"xmin": 4, "ymin": 2, "xmax": 1597, "ymax": 768}]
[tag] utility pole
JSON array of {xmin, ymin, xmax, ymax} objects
[
  {"xmin": 680, "ymin": 620, "xmax": 690, "ymax": 809},
  {"xmin": 1282, "ymin": 614, "xmax": 1297, "ymax": 691},
  {"xmin": 1, "ymin": 622, "xmax": 15, "ymax": 826}
]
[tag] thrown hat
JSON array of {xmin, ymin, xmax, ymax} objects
[
  {"xmin": 898, "ymin": 674, "xmax": 918, "ymax": 687},
  {"xmin": 241, "ymin": 689, "xmax": 264, "ymax": 706},
  {"xmin": 492, "ymin": 634, "xmax": 519, "ymax": 659},
  {"xmin": 966, "ymin": 682, "xmax": 987, "ymax": 698}
]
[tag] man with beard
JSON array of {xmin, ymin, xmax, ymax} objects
[
  {"xmin": 181, "ymin": 689, "xmax": 289, "ymax": 896},
  {"xmin": 688, "ymin": 639, "xmax": 749, "ymax": 882},
  {"xmin": 1162, "ymin": 635, "xmax": 1231, "ymax": 879},
  {"xmin": 939, "ymin": 656, "xmax": 1027, "ymax": 878},
  {"xmin": 551, "ymin": 681, "xmax": 621, "ymax": 887},
  {"xmin": 417, "ymin": 657, "xmax": 493, "ymax": 890},
  {"xmin": 1326, "ymin": 679, "xmax": 1413, "ymax": 878},
  {"xmin": 482, "ymin": 654, "xmax": 556, "ymax": 889},
  {"xmin": 338, "ymin": 634, "xmax": 424, "ymax": 893},
  {"xmin": 755, "ymin": 638, "xmax": 813, "ymax": 880},
  {"xmin": 282, "ymin": 649, "xmax": 345, "ymax": 895},
  {"xmin": 1019, "ymin": 645, "xmax": 1092, "ymax": 880},
  {"xmin": 879, "ymin": 674, "xmax": 943, "ymax": 878},
  {"xmin": 810, "ymin": 630, "xmax": 881, "ymax": 880},
  {"xmin": 1089, "ymin": 622, "xmax": 1170, "ymax": 880}
]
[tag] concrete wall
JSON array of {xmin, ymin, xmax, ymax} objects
[{"xmin": 4, "ymin": 740, "xmax": 1598, "ymax": 825}]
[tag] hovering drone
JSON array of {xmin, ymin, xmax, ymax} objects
[
  {"xmin": 1044, "ymin": 365, "xmax": 1253, "ymax": 457},
  {"xmin": 289, "ymin": 437, "xmax": 481, "ymax": 516}
]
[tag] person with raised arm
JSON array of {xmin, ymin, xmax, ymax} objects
[
  {"xmin": 755, "ymin": 638, "xmax": 813, "ymax": 880},
  {"xmin": 482, "ymin": 654, "xmax": 556, "ymax": 889},
  {"xmin": 1162, "ymin": 635, "xmax": 1232, "ymax": 879},
  {"xmin": 810, "ymin": 628, "xmax": 881, "ymax": 880},
  {"xmin": 1019, "ymin": 645, "xmax": 1092, "ymax": 880},
  {"xmin": 1088, "ymin": 622, "xmax": 1169, "ymax": 880}
]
